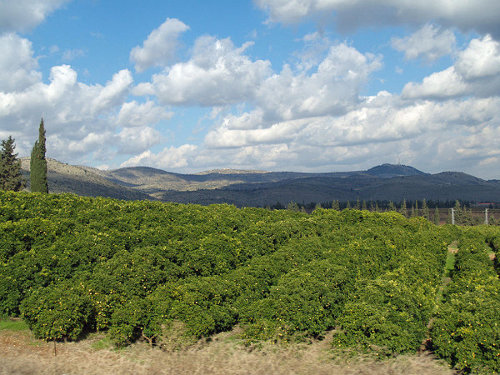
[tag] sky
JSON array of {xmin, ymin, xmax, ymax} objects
[{"xmin": 1, "ymin": 1, "xmax": 500, "ymax": 178}]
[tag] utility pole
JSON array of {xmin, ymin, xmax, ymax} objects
[
  {"xmin": 485, "ymin": 208, "xmax": 489, "ymax": 225},
  {"xmin": 451, "ymin": 208, "xmax": 455, "ymax": 225}
]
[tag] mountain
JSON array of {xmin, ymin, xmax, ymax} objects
[
  {"xmin": 19, "ymin": 159, "xmax": 500, "ymax": 206},
  {"xmin": 20, "ymin": 158, "xmax": 151, "ymax": 201},
  {"xmin": 366, "ymin": 164, "xmax": 427, "ymax": 178}
]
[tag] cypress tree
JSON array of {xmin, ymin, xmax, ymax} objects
[
  {"xmin": 332, "ymin": 200, "xmax": 340, "ymax": 210},
  {"xmin": 422, "ymin": 199, "xmax": 430, "ymax": 220},
  {"xmin": 30, "ymin": 118, "xmax": 48, "ymax": 193},
  {"xmin": 0, "ymin": 136, "xmax": 25, "ymax": 191},
  {"xmin": 399, "ymin": 199, "xmax": 408, "ymax": 217}
]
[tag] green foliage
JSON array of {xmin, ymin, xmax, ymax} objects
[
  {"xmin": 422, "ymin": 199, "xmax": 429, "ymax": 220},
  {"xmin": 430, "ymin": 233, "xmax": 500, "ymax": 374},
  {"xmin": 0, "ymin": 318, "xmax": 29, "ymax": 331},
  {"xmin": 242, "ymin": 259, "xmax": 354, "ymax": 338},
  {"xmin": 30, "ymin": 118, "xmax": 48, "ymax": 193},
  {"xmin": 21, "ymin": 280, "xmax": 94, "ymax": 341},
  {"xmin": 332, "ymin": 231, "xmax": 446, "ymax": 355},
  {"xmin": 399, "ymin": 199, "xmax": 407, "ymax": 217},
  {"xmin": 0, "ymin": 136, "xmax": 25, "ymax": 191},
  {"xmin": 0, "ymin": 190, "xmax": 498, "ymax": 374}
]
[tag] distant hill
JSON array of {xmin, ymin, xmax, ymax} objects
[
  {"xmin": 20, "ymin": 159, "xmax": 500, "ymax": 206},
  {"xmin": 366, "ymin": 164, "xmax": 427, "ymax": 178},
  {"xmin": 20, "ymin": 158, "xmax": 151, "ymax": 201}
]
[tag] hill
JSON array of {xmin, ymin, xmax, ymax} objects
[
  {"xmin": 20, "ymin": 158, "xmax": 151, "ymax": 201},
  {"xmin": 20, "ymin": 159, "xmax": 500, "ymax": 205}
]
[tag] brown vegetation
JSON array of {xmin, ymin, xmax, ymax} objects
[{"xmin": 0, "ymin": 328, "xmax": 456, "ymax": 375}]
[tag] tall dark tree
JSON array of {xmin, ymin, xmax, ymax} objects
[
  {"xmin": 30, "ymin": 118, "xmax": 48, "ymax": 193},
  {"xmin": 331, "ymin": 200, "xmax": 340, "ymax": 210},
  {"xmin": 422, "ymin": 199, "xmax": 430, "ymax": 220},
  {"xmin": 399, "ymin": 199, "xmax": 408, "ymax": 217},
  {"xmin": 0, "ymin": 136, "xmax": 25, "ymax": 191},
  {"xmin": 388, "ymin": 201, "xmax": 396, "ymax": 211}
]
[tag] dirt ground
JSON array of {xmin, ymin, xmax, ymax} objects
[{"xmin": 0, "ymin": 326, "xmax": 457, "ymax": 375}]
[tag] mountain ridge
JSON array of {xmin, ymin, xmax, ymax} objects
[{"xmin": 20, "ymin": 158, "xmax": 500, "ymax": 206}]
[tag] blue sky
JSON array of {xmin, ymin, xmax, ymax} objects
[{"xmin": 1, "ymin": 0, "xmax": 500, "ymax": 178}]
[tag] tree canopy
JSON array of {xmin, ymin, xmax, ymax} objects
[
  {"xmin": 0, "ymin": 136, "xmax": 25, "ymax": 191},
  {"xmin": 30, "ymin": 118, "xmax": 48, "ymax": 193}
]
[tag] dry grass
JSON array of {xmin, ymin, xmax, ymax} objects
[{"xmin": 0, "ymin": 328, "xmax": 456, "ymax": 375}]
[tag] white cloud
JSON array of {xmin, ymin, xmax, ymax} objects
[
  {"xmin": 402, "ymin": 67, "xmax": 467, "ymax": 99},
  {"xmin": 130, "ymin": 18, "xmax": 189, "ymax": 72},
  {"xmin": 402, "ymin": 35, "xmax": 500, "ymax": 99},
  {"xmin": 255, "ymin": 43, "xmax": 381, "ymax": 123},
  {"xmin": 135, "ymin": 38, "xmax": 380, "ymax": 122},
  {"xmin": 116, "ymin": 100, "xmax": 173, "ymax": 128},
  {"xmin": 117, "ymin": 127, "xmax": 161, "ymax": 154},
  {"xmin": 0, "ymin": 33, "xmax": 158, "ymax": 164},
  {"xmin": 193, "ymin": 86, "xmax": 500, "ymax": 177},
  {"xmin": 391, "ymin": 24, "xmax": 456, "ymax": 62},
  {"xmin": 133, "ymin": 36, "xmax": 272, "ymax": 106},
  {"xmin": 205, "ymin": 118, "xmax": 308, "ymax": 148},
  {"xmin": 89, "ymin": 69, "xmax": 133, "ymax": 115},
  {"xmin": 455, "ymin": 35, "xmax": 500, "ymax": 79},
  {"xmin": 255, "ymin": 0, "xmax": 500, "ymax": 37},
  {"xmin": 120, "ymin": 144, "xmax": 198, "ymax": 169},
  {"xmin": 0, "ymin": 33, "xmax": 41, "ymax": 92},
  {"xmin": 0, "ymin": 0, "xmax": 69, "ymax": 32}
]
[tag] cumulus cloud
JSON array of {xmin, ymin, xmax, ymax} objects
[
  {"xmin": 255, "ymin": 0, "xmax": 500, "ymax": 37},
  {"xmin": 120, "ymin": 144, "xmax": 198, "ymax": 169},
  {"xmin": 0, "ymin": 0, "xmax": 69, "ymax": 32},
  {"xmin": 255, "ymin": 43, "xmax": 381, "ymax": 123},
  {"xmin": 391, "ymin": 24, "xmax": 456, "ymax": 62},
  {"xmin": 0, "ymin": 32, "xmax": 168, "ymax": 164},
  {"xmin": 205, "ymin": 118, "xmax": 308, "ymax": 148},
  {"xmin": 116, "ymin": 100, "xmax": 173, "ymax": 128},
  {"xmin": 402, "ymin": 35, "xmax": 500, "ymax": 99},
  {"xmin": 0, "ymin": 33, "xmax": 41, "ymax": 92},
  {"xmin": 195, "ymin": 81, "xmax": 500, "ymax": 176},
  {"xmin": 133, "ymin": 36, "xmax": 272, "ymax": 106},
  {"xmin": 455, "ymin": 35, "xmax": 500, "ymax": 79},
  {"xmin": 130, "ymin": 18, "xmax": 189, "ymax": 72},
  {"xmin": 135, "ymin": 37, "xmax": 380, "ymax": 121},
  {"xmin": 402, "ymin": 67, "xmax": 467, "ymax": 99},
  {"xmin": 117, "ymin": 127, "xmax": 161, "ymax": 154},
  {"xmin": 0, "ymin": 64, "xmax": 134, "ymax": 159}
]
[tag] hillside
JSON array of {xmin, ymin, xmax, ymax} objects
[
  {"xmin": 20, "ymin": 158, "xmax": 151, "ymax": 201},
  {"xmin": 20, "ymin": 158, "xmax": 500, "ymax": 205}
]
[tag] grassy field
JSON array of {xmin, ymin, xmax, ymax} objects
[{"xmin": 0, "ymin": 322, "xmax": 455, "ymax": 375}]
